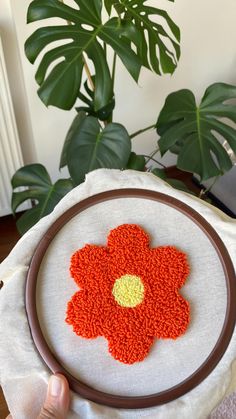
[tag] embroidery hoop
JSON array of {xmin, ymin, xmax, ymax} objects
[{"xmin": 25, "ymin": 188, "xmax": 236, "ymax": 409}]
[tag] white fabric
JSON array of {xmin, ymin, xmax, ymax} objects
[
  {"xmin": 0, "ymin": 169, "xmax": 236, "ymax": 419},
  {"xmin": 38, "ymin": 198, "xmax": 226, "ymax": 396}
]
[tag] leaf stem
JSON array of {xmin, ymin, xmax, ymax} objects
[
  {"xmin": 104, "ymin": 42, "xmax": 107, "ymax": 57},
  {"xmin": 130, "ymin": 124, "xmax": 156, "ymax": 139},
  {"xmin": 144, "ymin": 148, "xmax": 159, "ymax": 165},
  {"xmin": 112, "ymin": 52, "xmax": 117, "ymax": 91},
  {"xmin": 143, "ymin": 154, "xmax": 166, "ymax": 169},
  {"xmin": 82, "ymin": 54, "xmax": 95, "ymax": 91},
  {"xmin": 199, "ymin": 176, "xmax": 218, "ymax": 199}
]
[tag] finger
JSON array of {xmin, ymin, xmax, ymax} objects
[
  {"xmin": 6, "ymin": 415, "xmax": 12, "ymax": 419},
  {"xmin": 38, "ymin": 374, "xmax": 70, "ymax": 419}
]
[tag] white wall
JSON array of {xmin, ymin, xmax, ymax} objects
[
  {"xmin": 0, "ymin": 0, "xmax": 36, "ymax": 164},
  {"xmin": 4, "ymin": 0, "xmax": 236, "ymax": 184}
]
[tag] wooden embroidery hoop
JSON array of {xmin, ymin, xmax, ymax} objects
[{"xmin": 25, "ymin": 188, "xmax": 236, "ymax": 409}]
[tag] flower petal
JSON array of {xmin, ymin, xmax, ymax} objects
[
  {"xmin": 147, "ymin": 246, "xmax": 190, "ymax": 289},
  {"xmin": 66, "ymin": 290, "xmax": 112, "ymax": 338},
  {"xmin": 107, "ymin": 330, "xmax": 154, "ymax": 364},
  {"xmin": 151, "ymin": 291, "xmax": 190, "ymax": 339},
  {"xmin": 70, "ymin": 245, "xmax": 108, "ymax": 288},
  {"xmin": 107, "ymin": 224, "xmax": 149, "ymax": 255}
]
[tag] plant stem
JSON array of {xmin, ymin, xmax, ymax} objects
[
  {"xmin": 199, "ymin": 176, "xmax": 218, "ymax": 199},
  {"xmin": 112, "ymin": 52, "xmax": 117, "ymax": 91},
  {"xmin": 109, "ymin": 52, "xmax": 117, "ymax": 123},
  {"xmin": 143, "ymin": 154, "xmax": 166, "ymax": 169},
  {"xmin": 130, "ymin": 124, "xmax": 156, "ymax": 139},
  {"xmin": 144, "ymin": 148, "xmax": 159, "ymax": 165},
  {"xmin": 82, "ymin": 54, "xmax": 95, "ymax": 91},
  {"xmin": 104, "ymin": 42, "xmax": 107, "ymax": 57}
]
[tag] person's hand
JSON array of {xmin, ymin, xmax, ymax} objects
[
  {"xmin": 38, "ymin": 374, "xmax": 70, "ymax": 419},
  {"xmin": 7, "ymin": 374, "xmax": 70, "ymax": 419}
]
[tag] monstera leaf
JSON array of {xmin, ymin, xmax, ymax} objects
[
  {"xmin": 156, "ymin": 83, "xmax": 236, "ymax": 181},
  {"xmin": 25, "ymin": 0, "xmax": 180, "ymax": 110},
  {"xmin": 76, "ymin": 77, "xmax": 115, "ymax": 121},
  {"xmin": 126, "ymin": 152, "xmax": 146, "ymax": 171},
  {"xmin": 12, "ymin": 164, "xmax": 74, "ymax": 234},
  {"xmin": 60, "ymin": 111, "xmax": 86, "ymax": 169},
  {"xmin": 104, "ymin": 0, "xmax": 180, "ymax": 74},
  {"xmin": 63, "ymin": 114, "xmax": 131, "ymax": 184},
  {"xmin": 25, "ymin": 0, "xmax": 141, "ymax": 110},
  {"xmin": 104, "ymin": 0, "xmax": 113, "ymax": 15}
]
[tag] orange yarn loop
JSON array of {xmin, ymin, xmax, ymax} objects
[{"xmin": 66, "ymin": 224, "xmax": 190, "ymax": 364}]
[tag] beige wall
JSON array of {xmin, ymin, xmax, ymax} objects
[{"xmin": 2, "ymin": 0, "xmax": 236, "ymax": 182}]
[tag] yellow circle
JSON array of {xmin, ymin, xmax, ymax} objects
[{"xmin": 112, "ymin": 275, "xmax": 144, "ymax": 308}]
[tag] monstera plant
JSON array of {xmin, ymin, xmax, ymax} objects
[
  {"xmin": 12, "ymin": 0, "xmax": 236, "ymax": 234},
  {"xmin": 157, "ymin": 83, "xmax": 236, "ymax": 180}
]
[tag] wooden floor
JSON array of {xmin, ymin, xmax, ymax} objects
[{"xmin": 0, "ymin": 214, "xmax": 21, "ymax": 418}]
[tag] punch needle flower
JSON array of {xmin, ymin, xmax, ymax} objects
[{"xmin": 66, "ymin": 224, "xmax": 190, "ymax": 364}]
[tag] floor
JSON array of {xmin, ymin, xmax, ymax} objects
[{"xmin": 0, "ymin": 214, "xmax": 21, "ymax": 418}]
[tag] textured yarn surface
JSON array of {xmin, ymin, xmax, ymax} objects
[{"xmin": 66, "ymin": 224, "xmax": 190, "ymax": 364}]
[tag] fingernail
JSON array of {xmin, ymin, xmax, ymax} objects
[{"xmin": 49, "ymin": 375, "xmax": 62, "ymax": 397}]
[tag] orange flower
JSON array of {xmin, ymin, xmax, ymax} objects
[{"xmin": 66, "ymin": 224, "xmax": 190, "ymax": 364}]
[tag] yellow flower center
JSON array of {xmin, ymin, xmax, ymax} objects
[{"xmin": 112, "ymin": 275, "xmax": 144, "ymax": 308}]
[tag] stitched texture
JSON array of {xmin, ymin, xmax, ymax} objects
[
  {"xmin": 112, "ymin": 274, "xmax": 144, "ymax": 308},
  {"xmin": 66, "ymin": 224, "xmax": 190, "ymax": 364}
]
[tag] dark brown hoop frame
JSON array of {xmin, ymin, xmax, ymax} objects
[{"xmin": 25, "ymin": 188, "xmax": 236, "ymax": 409}]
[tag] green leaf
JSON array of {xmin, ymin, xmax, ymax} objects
[
  {"xmin": 25, "ymin": 0, "xmax": 142, "ymax": 110},
  {"xmin": 156, "ymin": 83, "xmax": 236, "ymax": 181},
  {"xmin": 126, "ymin": 152, "xmax": 146, "ymax": 171},
  {"xmin": 26, "ymin": 24, "xmax": 112, "ymax": 111},
  {"xmin": 152, "ymin": 168, "xmax": 194, "ymax": 194},
  {"xmin": 60, "ymin": 111, "xmax": 86, "ymax": 169},
  {"xmin": 118, "ymin": 0, "xmax": 181, "ymax": 74},
  {"xmin": 77, "ymin": 77, "xmax": 115, "ymax": 121},
  {"xmin": 166, "ymin": 178, "xmax": 194, "ymax": 194},
  {"xmin": 94, "ymin": 98, "xmax": 115, "ymax": 121},
  {"xmin": 101, "ymin": 17, "xmax": 141, "ymax": 82},
  {"xmin": 151, "ymin": 168, "xmax": 167, "ymax": 180},
  {"xmin": 25, "ymin": 0, "xmax": 180, "ymax": 111},
  {"xmin": 66, "ymin": 116, "xmax": 131, "ymax": 185},
  {"xmin": 11, "ymin": 164, "xmax": 74, "ymax": 234},
  {"xmin": 104, "ymin": 0, "xmax": 112, "ymax": 15},
  {"xmin": 104, "ymin": 0, "xmax": 125, "ymax": 16}
]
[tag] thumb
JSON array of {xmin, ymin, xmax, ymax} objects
[{"xmin": 38, "ymin": 374, "xmax": 70, "ymax": 419}]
